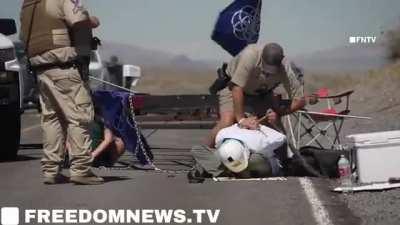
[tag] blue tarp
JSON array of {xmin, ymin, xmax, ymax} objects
[{"xmin": 92, "ymin": 90, "xmax": 153, "ymax": 165}]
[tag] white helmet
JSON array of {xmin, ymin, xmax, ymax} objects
[{"xmin": 216, "ymin": 139, "xmax": 250, "ymax": 173}]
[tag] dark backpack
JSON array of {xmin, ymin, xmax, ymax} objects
[{"xmin": 287, "ymin": 146, "xmax": 351, "ymax": 178}]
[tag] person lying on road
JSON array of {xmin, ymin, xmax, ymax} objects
[{"xmin": 189, "ymin": 123, "xmax": 286, "ymax": 183}]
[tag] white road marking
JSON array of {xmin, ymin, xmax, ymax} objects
[
  {"xmin": 213, "ymin": 177, "xmax": 288, "ymax": 182},
  {"xmin": 299, "ymin": 177, "xmax": 334, "ymax": 225},
  {"xmin": 22, "ymin": 124, "xmax": 41, "ymax": 133}
]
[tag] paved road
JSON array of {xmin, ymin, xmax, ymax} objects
[{"xmin": 0, "ymin": 111, "xmax": 360, "ymax": 225}]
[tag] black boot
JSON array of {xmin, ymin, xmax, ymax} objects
[{"xmin": 187, "ymin": 163, "xmax": 211, "ymax": 183}]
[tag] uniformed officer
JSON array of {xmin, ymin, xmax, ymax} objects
[
  {"xmin": 20, "ymin": 0, "xmax": 103, "ymax": 185},
  {"xmin": 206, "ymin": 43, "xmax": 306, "ymax": 159}
]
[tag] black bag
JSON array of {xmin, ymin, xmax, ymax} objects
[
  {"xmin": 287, "ymin": 146, "xmax": 350, "ymax": 178},
  {"xmin": 209, "ymin": 63, "xmax": 230, "ymax": 95}
]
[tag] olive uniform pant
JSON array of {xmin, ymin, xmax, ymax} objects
[
  {"xmin": 191, "ymin": 145, "xmax": 277, "ymax": 178},
  {"xmin": 38, "ymin": 67, "xmax": 94, "ymax": 177}
]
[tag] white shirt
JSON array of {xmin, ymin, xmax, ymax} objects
[{"xmin": 215, "ymin": 124, "xmax": 286, "ymax": 159}]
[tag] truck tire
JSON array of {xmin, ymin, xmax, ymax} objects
[{"xmin": 0, "ymin": 103, "xmax": 21, "ymax": 161}]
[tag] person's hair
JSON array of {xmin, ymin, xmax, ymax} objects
[{"xmin": 262, "ymin": 43, "xmax": 284, "ymax": 66}]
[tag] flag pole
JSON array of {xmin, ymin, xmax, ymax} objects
[{"xmin": 257, "ymin": 0, "xmax": 262, "ymax": 13}]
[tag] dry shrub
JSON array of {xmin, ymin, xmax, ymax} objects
[
  {"xmin": 305, "ymin": 62, "xmax": 400, "ymax": 98},
  {"xmin": 386, "ymin": 21, "xmax": 400, "ymax": 62},
  {"xmin": 305, "ymin": 73, "xmax": 360, "ymax": 93},
  {"xmin": 134, "ymin": 68, "xmax": 216, "ymax": 94}
]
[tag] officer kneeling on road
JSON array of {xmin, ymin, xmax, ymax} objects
[
  {"xmin": 206, "ymin": 43, "xmax": 306, "ymax": 170},
  {"xmin": 189, "ymin": 123, "xmax": 286, "ymax": 183},
  {"xmin": 20, "ymin": 0, "xmax": 103, "ymax": 185}
]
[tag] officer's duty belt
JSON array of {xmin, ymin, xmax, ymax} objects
[{"xmin": 31, "ymin": 61, "xmax": 77, "ymax": 72}]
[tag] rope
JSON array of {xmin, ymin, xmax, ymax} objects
[{"xmin": 89, "ymin": 76, "xmax": 134, "ymax": 93}]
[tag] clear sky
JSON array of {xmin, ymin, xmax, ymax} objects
[{"xmin": 2, "ymin": 0, "xmax": 400, "ymax": 60}]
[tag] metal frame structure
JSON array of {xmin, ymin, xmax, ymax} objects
[{"xmin": 285, "ymin": 89, "xmax": 371, "ymax": 150}]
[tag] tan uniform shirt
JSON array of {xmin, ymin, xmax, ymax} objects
[
  {"xmin": 22, "ymin": 0, "xmax": 95, "ymax": 177},
  {"xmin": 29, "ymin": 0, "xmax": 90, "ymax": 66},
  {"xmin": 227, "ymin": 44, "xmax": 303, "ymax": 99}
]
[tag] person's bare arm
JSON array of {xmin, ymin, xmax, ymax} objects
[
  {"xmin": 231, "ymin": 84, "xmax": 246, "ymax": 122},
  {"xmin": 231, "ymin": 84, "xmax": 259, "ymax": 129},
  {"xmin": 91, "ymin": 128, "xmax": 113, "ymax": 158},
  {"xmin": 228, "ymin": 47, "xmax": 260, "ymax": 129},
  {"xmin": 270, "ymin": 97, "xmax": 306, "ymax": 117},
  {"xmin": 281, "ymin": 59, "xmax": 306, "ymax": 115},
  {"xmin": 289, "ymin": 97, "xmax": 306, "ymax": 113}
]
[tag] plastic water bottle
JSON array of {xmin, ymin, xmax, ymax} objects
[{"xmin": 338, "ymin": 155, "xmax": 352, "ymax": 188}]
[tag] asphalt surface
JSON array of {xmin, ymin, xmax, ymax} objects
[
  {"xmin": 341, "ymin": 190, "xmax": 400, "ymax": 225},
  {"xmin": 0, "ymin": 111, "xmax": 372, "ymax": 225}
]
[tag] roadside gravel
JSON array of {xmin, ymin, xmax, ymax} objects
[{"xmin": 340, "ymin": 189, "xmax": 400, "ymax": 225}]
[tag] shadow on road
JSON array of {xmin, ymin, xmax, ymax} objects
[
  {"xmin": 150, "ymin": 147, "xmax": 193, "ymax": 152},
  {"xmin": 15, "ymin": 155, "xmax": 39, "ymax": 161},
  {"xmin": 20, "ymin": 143, "xmax": 43, "ymax": 150},
  {"xmin": 0, "ymin": 155, "xmax": 39, "ymax": 163},
  {"xmin": 102, "ymin": 176, "xmax": 131, "ymax": 183}
]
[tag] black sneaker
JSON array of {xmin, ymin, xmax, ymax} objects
[{"xmin": 187, "ymin": 169, "xmax": 206, "ymax": 183}]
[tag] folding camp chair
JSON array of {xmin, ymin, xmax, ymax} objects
[{"xmin": 285, "ymin": 88, "xmax": 370, "ymax": 150}]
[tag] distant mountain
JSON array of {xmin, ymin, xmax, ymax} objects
[
  {"xmin": 96, "ymin": 41, "xmax": 218, "ymax": 94},
  {"xmin": 294, "ymin": 44, "xmax": 388, "ymax": 73},
  {"xmin": 99, "ymin": 41, "xmax": 390, "ymax": 76},
  {"xmin": 98, "ymin": 41, "xmax": 217, "ymax": 72}
]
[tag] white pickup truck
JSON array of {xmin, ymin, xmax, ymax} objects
[{"xmin": 0, "ymin": 19, "xmax": 24, "ymax": 160}]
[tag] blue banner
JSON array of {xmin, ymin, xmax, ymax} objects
[
  {"xmin": 92, "ymin": 90, "xmax": 153, "ymax": 165},
  {"xmin": 212, "ymin": 0, "xmax": 262, "ymax": 56}
]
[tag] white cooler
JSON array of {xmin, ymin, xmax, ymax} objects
[{"xmin": 347, "ymin": 130, "xmax": 400, "ymax": 184}]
